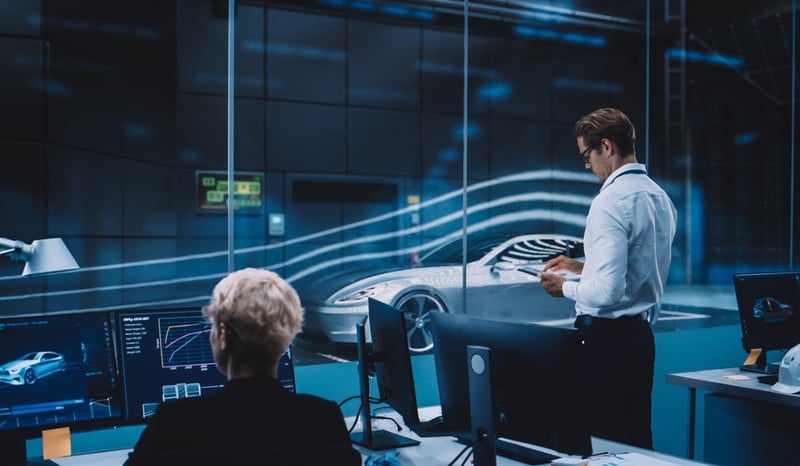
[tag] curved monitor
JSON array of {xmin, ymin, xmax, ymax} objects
[
  {"xmin": 0, "ymin": 312, "xmax": 123, "ymax": 464},
  {"xmin": 430, "ymin": 312, "xmax": 591, "ymax": 457}
]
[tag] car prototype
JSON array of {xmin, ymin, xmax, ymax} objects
[
  {"xmin": 299, "ymin": 232, "xmax": 584, "ymax": 353},
  {"xmin": 0, "ymin": 351, "xmax": 67, "ymax": 385},
  {"xmin": 752, "ymin": 297, "xmax": 794, "ymax": 323}
]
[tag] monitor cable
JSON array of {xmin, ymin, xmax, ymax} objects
[{"xmin": 448, "ymin": 438, "xmax": 478, "ymax": 466}]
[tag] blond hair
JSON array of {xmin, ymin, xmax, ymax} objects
[{"xmin": 203, "ymin": 268, "xmax": 304, "ymax": 371}]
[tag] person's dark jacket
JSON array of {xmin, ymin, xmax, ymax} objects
[{"xmin": 124, "ymin": 376, "xmax": 360, "ymax": 466}]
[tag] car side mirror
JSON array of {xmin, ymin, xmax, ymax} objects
[{"xmin": 491, "ymin": 261, "xmax": 516, "ymax": 274}]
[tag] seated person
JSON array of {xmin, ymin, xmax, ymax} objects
[{"xmin": 124, "ymin": 268, "xmax": 361, "ymax": 466}]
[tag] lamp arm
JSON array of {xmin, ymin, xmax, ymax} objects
[{"xmin": 0, "ymin": 237, "xmax": 33, "ymax": 261}]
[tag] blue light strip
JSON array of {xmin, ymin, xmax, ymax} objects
[
  {"xmin": 513, "ymin": 25, "xmax": 607, "ymax": 48},
  {"xmin": 666, "ymin": 48, "xmax": 744, "ymax": 67},
  {"xmin": 318, "ymin": 0, "xmax": 435, "ymax": 21}
]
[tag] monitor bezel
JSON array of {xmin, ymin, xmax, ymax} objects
[
  {"xmin": 0, "ymin": 311, "xmax": 125, "ymax": 463},
  {"xmin": 368, "ymin": 298, "xmax": 421, "ymax": 428},
  {"xmin": 734, "ymin": 271, "xmax": 800, "ymax": 353}
]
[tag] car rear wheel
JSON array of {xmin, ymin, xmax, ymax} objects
[
  {"xmin": 24, "ymin": 368, "xmax": 36, "ymax": 384},
  {"xmin": 394, "ymin": 291, "xmax": 446, "ymax": 353}
]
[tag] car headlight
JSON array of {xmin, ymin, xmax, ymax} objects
[
  {"xmin": 333, "ymin": 286, "xmax": 379, "ymax": 305},
  {"xmin": 7, "ymin": 367, "xmax": 21, "ymax": 375}
]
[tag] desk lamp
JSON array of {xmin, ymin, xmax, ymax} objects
[{"xmin": 0, "ymin": 237, "xmax": 79, "ymax": 276}]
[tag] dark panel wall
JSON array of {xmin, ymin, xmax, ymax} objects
[
  {"xmin": 0, "ymin": 0, "xmax": 655, "ymax": 316},
  {"xmin": 2, "ymin": 0, "xmax": 794, "ymax": 317}
]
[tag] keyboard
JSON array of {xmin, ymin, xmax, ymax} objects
[{"xmin": 411, "ymin": 417, "xmax": 463, "ymax": 438}]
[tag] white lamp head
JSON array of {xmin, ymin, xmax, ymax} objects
[{"xmin": 0, "ymin": 237, "xmax": 79, "ymax": 276}]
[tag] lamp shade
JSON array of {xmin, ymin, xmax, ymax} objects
[{"xmin": 21, "ymin": 238, "xmax": 79, "ymax": 276}]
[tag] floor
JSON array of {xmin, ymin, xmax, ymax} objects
[{"xmin": 657, "ymin": 284, "xmax": 740, "ymax": 332}]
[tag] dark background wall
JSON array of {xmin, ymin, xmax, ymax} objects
[{"xmin": 0, "ymin": 0, "xmax": 796, "ymax": 315}]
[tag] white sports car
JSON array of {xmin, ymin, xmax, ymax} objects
[
  {"xmin": 0, "ymin": 351, "xmax": 67, "ymax": 385},
  {"xmin": 299, "ymin": 232, "xmax": 583, "ymax": 352}
]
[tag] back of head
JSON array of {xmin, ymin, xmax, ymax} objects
[
  {"xmin": 204, "ymin": 268, "xmax": 304, "ymax": 372},
  {"xmin": 574, "ymin": 107, "xmax": 636, "ymax": 157}
]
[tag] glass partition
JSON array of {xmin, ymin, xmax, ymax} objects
[
  {"xmin": 0, "ymin": 0, "xmax": 796, "ymax": 392},
  {"xmin": 0, "ymin": 0, "xmax": 797, "ymax": 459}
]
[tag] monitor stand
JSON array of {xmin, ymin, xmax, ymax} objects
[{"xmin": 740, "ymin": 349, "xmax": 779, "ymax": 374}]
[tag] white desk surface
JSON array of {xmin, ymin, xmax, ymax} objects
[
  {"xmin": 45, "ymin": 406, "xmax": 712, "ymax": 466},
  {"xmin": 666, "ymin": 366, "xmax": 800, "ymax": 407}
]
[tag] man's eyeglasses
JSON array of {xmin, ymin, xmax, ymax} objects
[{"xmin": 579, "ymin": 145, "xmax": 595, "ymax": 164}]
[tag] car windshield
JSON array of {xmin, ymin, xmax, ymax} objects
[
  {"xmin": 420, "ymin": 233, "xmax": 583, "ymax": 265},
  {"xmin": 21, "ymin": 353, "xmax": 38, "ymax": 360},
  {"xmin": 419, "ymin": 234, "xmax": 516, "ymax": 265}
]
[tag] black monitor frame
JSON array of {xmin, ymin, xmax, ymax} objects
[
  {"xmin": 0, "ymin": 311, "xmax": 123, "ymax": 465},
  {"xmin": 734, "ymin": 271, "xmax": 800, "ymax": 373},
  {"xmin": 368, "ymin": 299, "xmax": 421, "ymax": 428},
  {"xmin": 349, "ymin": 304, "xmax": 419, "ymax": 451},
  {"xmin": 430, "ymin": 312, "xmax": 591, "ymax": 459}
]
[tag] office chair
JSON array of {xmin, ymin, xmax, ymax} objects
[{"xmin": 153, "ymin": 445, "xmax": 362, "ymax": 465}]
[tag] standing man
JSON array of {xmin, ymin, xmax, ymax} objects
[{"xmin": 540, "ymin": 108, "xmax": 677, "ymax": 450}]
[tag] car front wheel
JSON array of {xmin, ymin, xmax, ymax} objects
[
  {"xmin": 24, "ymin": 368, "xmax": 37, "ymax": 384},
  {"xmin": 394, "ymin": 291, "xmax": 446, "ymax": 353}
]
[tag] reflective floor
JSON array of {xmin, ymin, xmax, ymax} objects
[{"xmin": 658, "ymin": 284, "xmax": 740, "ymax": 332}]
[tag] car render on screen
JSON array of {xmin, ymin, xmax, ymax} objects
[
  {"xmin": 300, "ymin": 232, "xmax": 583, "ymax": 353},
  {"xmin": 0, "ymin": 351, "xmax": 67, "ymax": 385}
]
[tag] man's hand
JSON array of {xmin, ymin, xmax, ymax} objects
[
  {"xmin": 540, "ymin": 272, "xmax": 566, "ymax": 298},
  {"xmin": 541, "ymin": 255, "xmax": 584, "ymax": 274}
]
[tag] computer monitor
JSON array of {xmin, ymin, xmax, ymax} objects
[
  {"xmin": 117, "ymin": 307, "xmax": 295, "ymax": 424},
  {"xmin": 734, "ymin": 271, "xmax": 800, "ymax": 373},
  {"xmin": 368, "ymin": 299, "xmax": 420, "ymax": 425},
  {"xmin": 430, "ymin": 312, "xmax": 591, "ymax": 461},
  {"xmin": 0, "ymin": 312, "xmax": 123, "ymax": 465},
  {"xmin": 349, "ymin": 303, "xmax": 419, "ymax": 451}
]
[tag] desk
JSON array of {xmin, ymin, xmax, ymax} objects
[
  {"xmin": 42, "ymin": 435, "xmax": 710, "ymax": 466},
  {"xmin": 351, "ymin": 406, "xmax": 709, "ymax": 466},
  {"xmin": 666, "ymin": 367, "xmax": 800, "ymax": 460},
  {"xmin": 42, "ymin": 406, "xmax": 710, "ymax": 466}
]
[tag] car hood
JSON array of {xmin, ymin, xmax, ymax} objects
[
  {"xmin": 0, "ymin": 360, "xmax": 32, "ymax": 372},
  {"xmin": 297, "ymin": 264, "xmax": 444, "ymax": 303}
]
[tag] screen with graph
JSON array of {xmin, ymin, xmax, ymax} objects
[
  {"xmin": 0, "ymin": 311, "xmax": 123, "ymax": 433},
  {"xmin": 117, "ymin": 307, "xmax": 295, "ymax": 424}
]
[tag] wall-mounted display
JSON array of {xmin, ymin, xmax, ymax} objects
[{"xmin": 196, "ymin": 171, "xmax": 263, "ymax": 214}]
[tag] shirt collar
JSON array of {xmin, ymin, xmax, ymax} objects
[{"xmin": 600, "ymin": 162, "xmax": 647, "ymax": 192}]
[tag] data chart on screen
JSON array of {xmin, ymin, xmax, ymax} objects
[{"xmin": 157, "ymin": 315, "xmax": 215, "ymax": 369}]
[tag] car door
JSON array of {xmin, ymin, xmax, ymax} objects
[
  {"xmin": 38, "ymin": 352, "xmax": 61, "ymax": 377},
  {"xmin": 463, "ymin": 237, "xmax": 577, "ymax": 324}
]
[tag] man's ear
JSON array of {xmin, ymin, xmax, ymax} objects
[{"xmin": 601, "ymin": 137, "xmax": 616, "ymax": 156}]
